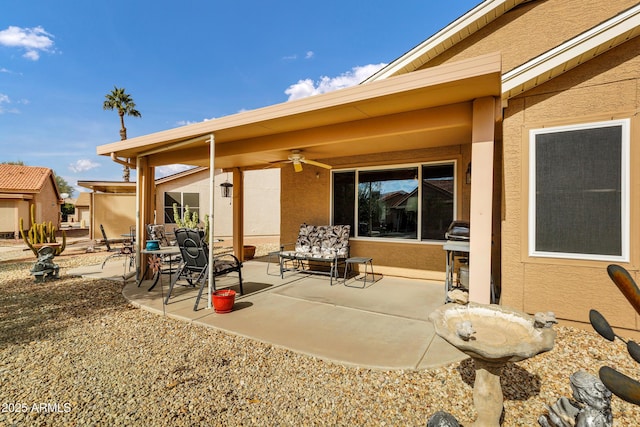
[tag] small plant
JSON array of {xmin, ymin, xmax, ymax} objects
[
  {"xmin": 173, "ymin": 203, "xmax": 209, "ymax": 241},
  {"xmin": 20, "ymin": 204, "xmax": 66, "ymax": 256}
]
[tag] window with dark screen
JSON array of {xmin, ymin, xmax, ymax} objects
[{"xmin": 530, "ymin": 120, "xmax": 629, "ymax": 261}]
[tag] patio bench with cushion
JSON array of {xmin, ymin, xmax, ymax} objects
[{"xmin": 279, "ymin": 224, "xmax": 350, "ymax": 285}]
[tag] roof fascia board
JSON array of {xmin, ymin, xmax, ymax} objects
[
  {"xmin": 49, "ymin": 171, "xmax": 62, "ymax": 200},
  {"xmin": 502, "ymin": 3, "xmax": 640, "ymax": 99},
  {"xmin": 77, "ymin": 181, "xmax": 136, "ymax": 190},
  {"xmin": 155, "ymin": 166, "xmax": 209, "ymax": 185},
  {"xmin": 0, "ymin": 193, "xmax": 34, "ymax": 200},
  {"xmin": 364, "ymin": 0, "xmax": 523, "ymax": 82}
]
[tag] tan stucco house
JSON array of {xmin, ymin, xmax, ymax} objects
[
  {"xmin": 155, "ymin": 166, "xmax": 279, "ymax": 241},
  {"xmin": 0, "ymin": 164, "xmax": 62, "ymax": 239},
  {"xmin": 73, "ymin": 192, "xmax": 91, "ymax": 227},
  {"xmin": 96, "ymin": 0, "xmax": 640, "ymax": 335},
  {"xmin": 77, "ymin": 180, "xmax": 137, "ymax": 241}
]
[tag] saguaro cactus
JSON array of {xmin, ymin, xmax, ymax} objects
[
  {"xmin": 173, "ymin": 203, "xmax": 209, "ymax": 241},
  {"xmin": 20, "ymin": 204, "xmax": 66, "ymax": 256}
]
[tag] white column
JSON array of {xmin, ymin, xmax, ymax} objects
[
  {"xmin": 208, "ymin": 134, "xmax": 215, "ymax": 309},
  {"xmin": 469, "ymin": 97, "xmax": 496, "ymax": 304}
]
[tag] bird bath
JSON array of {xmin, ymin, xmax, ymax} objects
[{"xmin": 429, "ymin": 303, "xmax": 556, "ymax": 427}]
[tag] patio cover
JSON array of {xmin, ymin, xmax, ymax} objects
[{"xmin": 96, "ymin": 52, "xmax": 502, "ymax": 306}]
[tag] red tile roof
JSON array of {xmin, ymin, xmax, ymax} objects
[{"xmin": 0, "ymin": 164, "xmax": 55, "ymax": 193}]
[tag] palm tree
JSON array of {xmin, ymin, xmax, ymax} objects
[{"xmin": 103, "ymin": 86, "xmax": 141, "ymax": 182}]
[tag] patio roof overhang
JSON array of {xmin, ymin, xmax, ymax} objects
[
  {"xmin": 97, "ymin": 52, "xmax": 502, "ymax": 170},
  {"xmin": 97, "ymin": 52, "xmax": 502, "ymax": 308},
  {"xmin": 77, "ymin": 181, "xmax": 136, "ymax": 194}
]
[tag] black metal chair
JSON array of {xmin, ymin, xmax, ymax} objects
[
  {"xmin": 100, "ymin": 224, "xmax": 135, "ymax": 271},
  {"xmin": 165, "ymin": 228, "xmax": 243, "ymax": 311},
  {"xmin": 146, "ymin": 223, "xmax": 181, "ymax": 265}
]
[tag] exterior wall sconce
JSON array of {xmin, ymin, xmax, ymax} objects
[
  {"xmin": 466, "ymin": 163, "xmax": 472, "ymax": 185},
  {"xmin": 220, "ymin": 180, "xmax": 233, "ymax": 198}
]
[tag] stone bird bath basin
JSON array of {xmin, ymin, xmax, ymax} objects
[{"xmin": 430, "ymin": 303, "xmax": 556, "ymax": 427}]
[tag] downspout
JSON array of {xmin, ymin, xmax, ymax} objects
[
  {"xmin": 110, "ymin": 153, "xmax": 136, "ymax": 169},
  {"xmin": 135, "ymin": 157, "xmax": 141, "ymax": 281}
]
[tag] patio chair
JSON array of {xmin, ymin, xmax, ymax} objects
[
  {"xmin": 146, "ymin": 223, "xmax": 170, "ymax": 246},
  {"xmin": 148, "ymin": 223, "xmax": 181, "ymax": 262},
  {"xmin": 100, "ymin": 224, "xmax": 135, "ymax": 271},
  {"xmin": 165, "ymin": 228, "xmax": 243, "ymax": 311}
]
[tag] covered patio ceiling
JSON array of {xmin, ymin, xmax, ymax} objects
[{"xmin": 97, "ymin": 52, "xmax": 501, "ymax": 170}]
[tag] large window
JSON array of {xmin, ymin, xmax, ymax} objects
[
  {"xmin": 164, "ymin": 192, "xmax": 200, "ymax": 223},
  {"xmin": 332, "ymin": 163, "xmax": 455, "ymax": 241},
  {"xmin": 529, "ymin": 119, "xmax": 629, "ymax": 261}
]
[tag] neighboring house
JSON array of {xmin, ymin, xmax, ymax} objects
[
  {"xmin": 96, "ymin": 0, "xmax": 640, "ymax": 335},
  {"xmin": 156, "ymin": 166, "xmax": 279, "ymax": 240},
  {"xmin": 0, "ymin": 164, "xmax": 62, "ymax": 239},
  {"xmin": 79, "ymin": 167, "xmax": 279, "ymax": 242},
  {"xmin": 76, "ymin": 180, "xmax": 137, "ymax": 241},
  {"xmin": 73, "ymin": 192, "xmax": 91, "ymax": 227}
]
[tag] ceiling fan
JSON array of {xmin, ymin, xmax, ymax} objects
[{"xmin": 276, "ymin": 150, "xmax": 332, "ymax": 172}]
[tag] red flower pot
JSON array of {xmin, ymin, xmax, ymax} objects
[{"xmin": 212, "ymin": 289, "xmax": 236, "ymax": 313}]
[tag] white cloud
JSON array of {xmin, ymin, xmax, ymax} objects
[
  {"xmin": 284, "ymin": 63, "xmax": 387, "ymax": 101},
  {"xmin": 155, "ymin": 164, "xmax": 195, "ymax": 178},
  {"xmin": 0, "ymin": 94, "xmax": 28, "ymax": 114},
  {"xmin": 176, "ymin": 120, "xmax": 199, "ymax": 126},
  {"xmin": 69, "ymin": 159, "xmax": 100, "ymax": 173},
  {"xmin": 0, "ymin": 93, "xmax": 19, "ymax": 114},
  {"xmin": 176, "ymin": 115, "xmax": 217, "ymax": 127},
  {"xmin": 305, "ymin": 51, "xmax": 314, "ymax": 59},
  {"xmin": 0, "ymin": 26, "xmax": 55, "ymax": 60}
]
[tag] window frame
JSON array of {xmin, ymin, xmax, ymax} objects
[
  {"xmin": 528, "ymin": 119, "xmax": 630, "ymax": 262},
  {"xmin": 164, "ymin": 191, "xmax": 200, "ymax": 224},
  {"xmin": 331, "ymin": 161, "xmax": 458, "ymax": 243}
]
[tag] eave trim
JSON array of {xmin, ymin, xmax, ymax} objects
[{"xmin": 502, "ymin": 3, "xmax": 640, "ymax": 100}]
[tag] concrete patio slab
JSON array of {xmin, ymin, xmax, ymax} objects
[{"xmin": 70, "ymin": 259, "xmax": 467, "ymax": 371}]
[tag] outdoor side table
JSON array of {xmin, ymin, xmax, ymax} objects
[
  {"xmin": 266, "ymin": 250, "xmax": 281, "ymax": 276},
  {"xmin": 344, "ymin": 257, "xmax": 375, "ymax": 287}
]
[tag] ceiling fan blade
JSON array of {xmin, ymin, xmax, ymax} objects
[
  {"xmin": 302, "ymin": 159, "xmax": 332, "ymax": 169},
  {"xmin": 293, "ymin": 161, "xmax": 303, "ymax": 172}
]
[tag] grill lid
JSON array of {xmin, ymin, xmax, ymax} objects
[{"xmin": 445, "ymin": 220, "xmax": 470, "ymax": 241}]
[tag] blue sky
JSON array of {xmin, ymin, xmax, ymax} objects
[{"xmin": 1, "ymin": 1, "xmax": 479, "ymax": 196}]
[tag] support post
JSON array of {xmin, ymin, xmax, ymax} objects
[
  {"xmin": 208, "ymin": 134, "xmax": 215, "ymax": 309},
  {"xmin": 137, "ymin": 157, "xmax": 155, "ymax": 279},
  {"xmin": 469, "ymin": 97, "xmax": 496, "ymax": 304},
  {"xmin": 232, "ymin": 168, "xmax": 244, "ymax": 261}
]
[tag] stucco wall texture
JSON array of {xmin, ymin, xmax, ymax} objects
[
  {"xmin": 414, "ymin": 0, "xmax": 640, "ymax": 333},
  {"xmin": 501, "ymin": 36, "xmax": 640, "ymax": 333}
]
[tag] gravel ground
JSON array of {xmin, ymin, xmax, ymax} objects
[{"xmin": 1, "ymin": 252, "xmax": 639, "ymax": 426}]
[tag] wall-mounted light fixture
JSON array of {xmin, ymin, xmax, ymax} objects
[
  {"xmin": 220, "ymin": 175, "xmax": 233, "ymax": 198},
  {"xmin": 466, "ymin": 163, "xmax": 472, "ymax": 185}
]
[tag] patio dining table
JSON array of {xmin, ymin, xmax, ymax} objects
[{"xmin": 138, "ymin": 246, "xmax": 181, "ymax": 291}]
